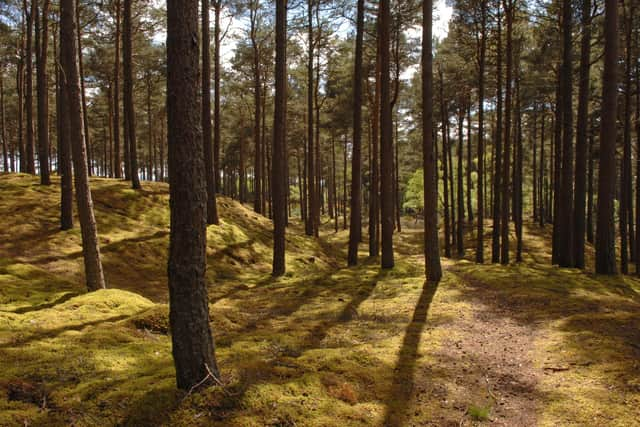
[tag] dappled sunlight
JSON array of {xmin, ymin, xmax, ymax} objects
[{"xmin": 1, "ymin": 176, "xmax": 638, "ymax": 425}]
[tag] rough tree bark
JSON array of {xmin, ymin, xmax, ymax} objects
[
  {"xmin": 572, "ymin": 0, "xmax": 592, "ymax": 268},
  {"xmin": 556, "ymin": 0, "xmax": 574, "ymax": 267},
  {"xmin": 422, "ymin": 0, "xmax": 442, "ymax": 282},
  {"xmin": 272, "ymin": 0, "xmax": 287, "ymax": 276},
  {"xmin": 166, "ymin": 0, "xmax": 218, "ymax": 390},
  {"xmin": 379, "ymin": 0, "xmax": 394, "ymax": 269},
  {"xmin": 60, "ymin": 0, "xmax": 106, "ymax": 292},
  {"xmin": 595, "ymin": 0, "xmax": 618, "ymax": 274}
]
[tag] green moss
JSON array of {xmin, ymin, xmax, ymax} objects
[{"xmin": 1, "ymin": 175, "xmax": 638, "ymax": 426}]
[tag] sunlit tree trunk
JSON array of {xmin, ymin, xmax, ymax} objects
[
  {"xmin": 60, "ymin": 0, "xmax": 106, "ymax": 292},
  {"xmin": 422, "ymin": 0, "xmax": 442, "ymax": 282}
]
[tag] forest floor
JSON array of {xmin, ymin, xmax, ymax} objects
[{"xmin": 0, "ymin": 173, "xmax": 639, "ymax": 427}]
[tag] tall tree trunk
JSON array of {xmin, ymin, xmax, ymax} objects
[
  {"xmin": 556, "ymin": 0, "xmax": 575, "ymax": 267},
  {"xmin": 305, "ymin": 0, "xmax": 316, "ymax": 237},
  {"xmin": 17, "ymin": 10, "xmax": 25, "ymax": 173},
  {"xmin": 491, "ymin": 5, "xmax": 503, "ymax": 263},
  {"xmin": 532, "ymin": 109, "xmax": 537, "ymax": 222},
  {"xmin": 539, "ymin": 112, "xmax": 545, "ymax": 227},
  {"xmin": 1, "ymin": 73, "xmax": 7, "ymax": 172},
  {"xmin": 595, "ymin": 0, "xmax": 618, "ymax": 274},
  {"xmin": 448, "ymin": 114, "xmax": 455, "ymax": 248},
  {"xmin": 423, "ymin": 0, "xmax": 442, "ymax": 282},
  {"xmin": 573, "ymin": 0, "xmax": 591, "ymax": 268},
  {"xmin": 36, "ymin": 0, "xmax": 51, "ymax": 184},
  {"xmin": 369, "ymin": 35, "xmax": 381, "ymax": 257},
  {"xmin": 515, "ymin": 69, "xmax": 523, "ymax": 262},
  {"xmin": 250, "ymin": 2, "xmax": 262, "ymax": 214},
  {"xmin": 466, "ymin": 101, "xmax": 473, "ymax": 224},
  {"xmin": 379, "ymin": 0, "xmax": 393, "ymax": 269},
  {"xmin": 457, "ymin": 107, "xmax": 465, "ymax": 257},
  {"xmin": 60, "ymin": 0, "xmax": 106, "ymax": 292},
  {"xmin": 123, "ymin": 0, "xmax": 140, "ymax": 189},
  {"xmin": 440, "ymin": 69, "xmax": 451, "ymax": 258},
  {"xmin": 332, "ymin": 136, "xmax": 338, "ymax": 232},
  {"xmin": 25, "ymin": 0, "xmax": 35, "ymax": 174},
  {"xmin": 76, "ymin": 2, "xmax": 92, "ymax": 176},
  {"xmin": 272, "ymin": 0, "xmax": 287, "ymax": 276},
  {"xmin": 395, "ymin": 118, "xmax": 401, "ymax": 232},
  {"xmin": 113, "ymin": 0, "xmax": 122, "ymax": 178},
  {"xmin": 213, "ymin": 0, "xmax": 222, "ymax": 193},
  {"xmin": 587, "ymin": 116, "xmax": 594, "ymax": 243},
  {"xmin": 500, "ymin": 0, "xmax": 513, "ymax": 265},
  {"xmin": 343, "ymin": 135, "xmax": 347, "ymax": 230},
  {"xmin": 166, "ymin": 0, "xmax": 218, "ymax": 389},
  {"xmin": 58, "ymin": 51, "xmax": 73, "ymax": 230},
  {"xmin": 349, "ymin": 25, "xmax": 363, "ymax": 251},
  {"xmin": 620, "ymin": 4, "xmax": 633, "ymax": 274},
  {"xmin": 202, "ymin": 0, "xmax": 219, "ymax": 225},
  {"xmin": 551, "ymin": 72, "xmax": 562, "ymax": 263},
  {"xmin": 476, "ymin": 0, "xmax": 487, "ymax": 263},
  {"xmin": 635, "ymin": 46, "xmax": 640, "ymax": 274}
]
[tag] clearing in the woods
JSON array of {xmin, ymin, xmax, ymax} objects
[{"xmin": 0, "ymin": 174, "xmax": 638, "ymax": 426}]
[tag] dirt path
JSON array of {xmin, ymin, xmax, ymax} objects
[{"xmin": 396, "ymin": 267, "xmax": 543, "ymax": 426}]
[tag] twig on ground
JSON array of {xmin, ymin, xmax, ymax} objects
[{"xmin": 182, "ymin": 364, "xmax": 231, "ymax": 402}]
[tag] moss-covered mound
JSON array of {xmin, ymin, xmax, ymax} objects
[{"xmin": 1, "ymin": 174, "xmax": 638, "ymax": 426}]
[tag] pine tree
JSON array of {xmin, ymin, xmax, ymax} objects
[{"xmin": 166, "ymin": 0, "xmax": 218, "ymax": 389}]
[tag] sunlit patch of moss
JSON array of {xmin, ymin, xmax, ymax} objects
[{"xmin": 3, "ymin": 174, "xmax": 638, "ymax": 426}]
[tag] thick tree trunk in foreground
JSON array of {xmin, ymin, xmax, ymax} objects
[
  {"xmin": 166, "ymin": 0, "xmax": 218, "ymax": 389},
  {"xmin": 595, "ymin": 0, "xmax": 618, "ymax": 274},
  {"xmin": 60, "ymin": 0, "xmax": 106, "ymax": 292},
  {"xmin": 272, "ymin": 0, "xmax": 287, "ymax": 276},
  {"xmin": 422, "ymin": 0, "xmax": 442, "ymax": 282}
]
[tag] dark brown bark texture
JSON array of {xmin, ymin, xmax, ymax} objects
[
  {"xmin": 167, "ymin": 0, "xmax": 218, "ymax": 390},
  {"xmin": 60, "ymin": 0, "xmax": 106, "ymax": 292}
]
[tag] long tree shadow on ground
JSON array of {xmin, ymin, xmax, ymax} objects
[{"xmin": 383, "ymin": 280, "xmax": 439, "ymax": 426}]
